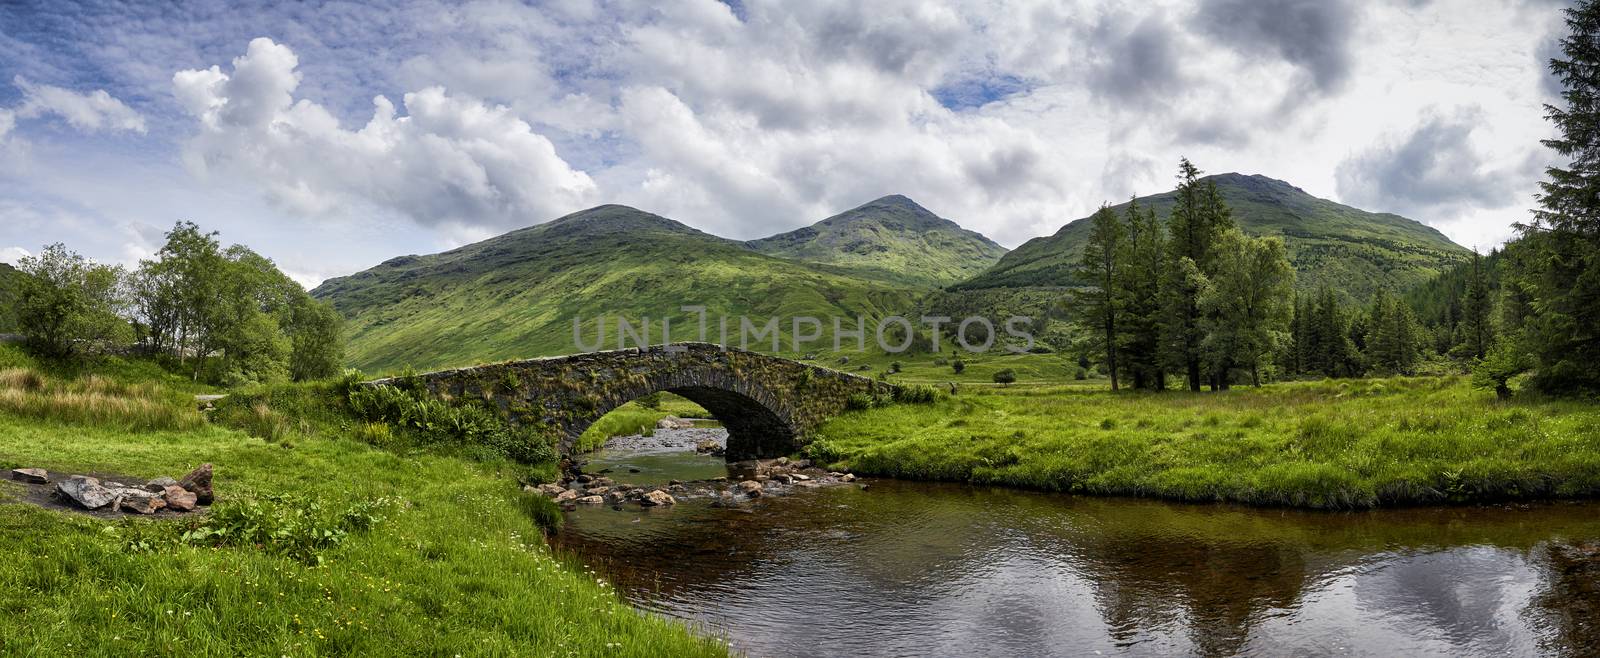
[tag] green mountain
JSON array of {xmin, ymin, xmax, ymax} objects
[
  {"xmin": 748, "ymin": 195, "xmax": 1006, "ymax": 288},
  {"xmin": 312, "ymin": 205, "xmax": 921, "ymax": 373},
  {"xmin": 955, "ymin": 173, "xmax": 1471, "ymax": 299}
]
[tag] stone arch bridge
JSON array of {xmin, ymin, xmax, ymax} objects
[{"xmin": 366, "ymin": 343, "xmax": 894, "ymax": 461}]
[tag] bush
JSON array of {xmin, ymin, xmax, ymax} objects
[
  {"xmin": 952, "ymin": 359, "xmax": 966, "ymax": 374},
  {"xmin": 347, "ymin": 384, "xmax": 556, "ymax": 464},
  {"xmin": 170, "ymin": 494, "xmax": 392, "ymax": 565},
  {"xmin": 893, "ymin": 385, "xmax": 941, "ymax": 404},
  {"xmin": 993, "ymin": 369, "xmax": 1017, "ymax": 385},
  {"xmin": 889, "ymin": 361, "xmax": 902, "ymax": 374},
  {"xmin": 845, "ymin": 392, "xmax": 877, "ymax": 411},
  {"xmin": 1074, "ymin": 367, "xmax": 1088, "ymax": 380},
  {"xmin": 634, "ymin": 392, "xmax": 663, "ymax": 409}
]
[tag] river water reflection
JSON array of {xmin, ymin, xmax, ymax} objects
[{"xmin": 555, "ymin": 441, "xmax": 1600, "ymax": 657}]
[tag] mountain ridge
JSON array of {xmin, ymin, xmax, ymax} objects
[
  {"xmin": 312, "ymin": 204, "xmax": 922, "ymax": 373},
  {"xmin": 954, "ymin": 173, "xmax": 1471, "ymax": 298}
]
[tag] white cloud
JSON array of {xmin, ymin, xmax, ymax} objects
[
  {"xmin": 0, "ymin": 246, "xmax": 31, "ymax": 266},
  {"xmin": 173, "ymin": 37, "xmax": 598, "ymax": 230},
  {"xmin": 12, "ymin": 76, "xmax": 146, "ymax": 134},
  {"xmin": 0, "ymin": 0, "xmax": 1570, "ymax": 282}
]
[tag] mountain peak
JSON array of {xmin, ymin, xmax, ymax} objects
[{"xmin": 748, "ymin": 195, "xmax": 1006, "ymax": 288}]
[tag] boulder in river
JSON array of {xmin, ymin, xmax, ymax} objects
[
  {"xmin": 738, "ymin": 480, "xmax": 763, "ymax": 495},
  {"xmin": 575, "ymin": 495, "xmax": 605, "ymax": 505},
  {"xmin": 535, "ymin": 483, "xmax": 566, "ymax": 497},
  {"xmin": 554, "ymin": 489, "xmax": 579, "ymax": 503},
  {"xmin": 11, "ymin": 468, "xmax": 48, "ymax": 484},
  {"xmin": 656, "ymin": 415, "xmax": 696, "ymax": 430},
  {"xmin": 640, "ymin": 490, "xmax": 676, "ymax": 506},
  {"xmin": 585, "ymin": 486, "xmax": 611, "ymax": 496},
  {"xmin": 57, "ymin": 475, "xmax": 115, "ymax": 509}
]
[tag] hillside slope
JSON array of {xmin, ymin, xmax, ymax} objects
[
  {"xmin": 313, "ymin": 205, "xmax": 921, "ymax": 373},
  {"xmin": 955, "ymin": 173, "xmax": 1470, "ymax": 299},
  {"xmin": 749, "ymin": 195, "xmax": 1006, "ymax": 288}
]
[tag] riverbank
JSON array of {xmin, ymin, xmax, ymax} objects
[
  {"xmin": 0, "ymin": 347, "xmax": 725, "ymax": 656},
  {"xmin": 808, "ymin": 376, "xmax": 1600, "ymax": 509}
]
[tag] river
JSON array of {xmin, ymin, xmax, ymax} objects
[{"xmin": 553, "ymin": 428, "xmax": 1600, "ymax": 657}]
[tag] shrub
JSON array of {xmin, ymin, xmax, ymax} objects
[
  {"xmin": 952, "ymin": 359, "xmax": 966, "ymax": 374},
  {"xmin": 993, "ymin": 369, "xmax": 1017, "ymax": 385},
  {"xmin": 347, "ymin": 384, "xmax": 555, "ymax": 464},
  {"xmin": 844, "ymin": 392, "xmax": 876, "ymax": 411},
  {"xmin": 634, "ymin": 392, "xmax": 663, "ymax": 409},
  {"xmin": 1074, "ymin": 367, "xmax": 1088, "ymax": 380},
  {"xmin": 889, "ymin": 361, "xmax": 902, "ymax": 374},
  {"xmin": 170, "ymin": 494, "xmax": 392, "ymax": 565},
  {"xmin": 894, "ymin": 385, "xmax": 940, "ymax": 404},
  {"xmin": 515, "ymin": 489, "xmax": 563, "ymax": 535}
]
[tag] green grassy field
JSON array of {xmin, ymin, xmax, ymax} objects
[
  {"xmin": 0, "ymin": 351, "xmax": 725, "ymax": 656},
  {"xmin": 810, "ymin": 376, "xmax": 1600, "ymax": 509}
]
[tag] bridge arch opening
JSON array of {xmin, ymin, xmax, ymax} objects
[{"xmin": 569, "ymin": 386, "xmax": 799, "ymax": 462}]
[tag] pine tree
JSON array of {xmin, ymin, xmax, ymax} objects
[
  {"xmin": 1306, "ymin": 287, "xmax": 1360, "ymax": 378},
  {"xmin": 1455, "ymin": 250, "xmax": 1495, "ymax": 361},
  {"xmin": 1512, "ymin": 0, "xmax": 1600, "ymax": 393},
  {"xmin": 1072, "ymin": 205, "xmax": 1125, "ymax": 391},
  {"xmin": 1535, "ymin": 0, "xmax": 1600, "ymax": 236},
  {"xmin": 1159, "ymin": 158, "xmax": 1228, "ymax": 391},
  {"xmin": 1366, "ymin": 288, "xmax": 1422, "ymax": 374},
  {"xmin": 1115, "ymin": 199, "xmax": 1166, "ymax": 389}
]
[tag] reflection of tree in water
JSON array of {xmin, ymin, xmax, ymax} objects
[
  {"xmin": 555, "ymin": 476, "xmax": 1600, "ymax": 655},
  {"xmin": 1529, "ymin": 541, "xmax": 1600, "ymax": 655},
  {"xmin": 1070, "ymin": 527, "xmax": 1309, "ymax": 655}
]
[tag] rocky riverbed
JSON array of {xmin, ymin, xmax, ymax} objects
[{"xmin": 531, "ymin": 427, "xmax": 861, "ymax": 512}]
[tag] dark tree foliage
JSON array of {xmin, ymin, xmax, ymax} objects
[
  {"xmin": 1504, "ymin": 0, "xmax": 1600, "ymax": 394},
  {"xmin": 1071, "ymin": 205, "xmax": 1124, "ymax": 390},
  {"xmin": 1454, "ymin": 251, "xmax": 1495, "ymax": 361},
  {"xmin": 1115, "ymin": 199, "xmax": 1166, "ymax": 390}
]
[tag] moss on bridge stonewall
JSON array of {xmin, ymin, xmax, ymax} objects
[{"xmin": 365, "ymin": 343, "xmax": 893, "ymax": 461}]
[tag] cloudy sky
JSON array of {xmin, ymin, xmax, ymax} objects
[{"xmin": 0, "ymin": 0, "xmax": 1568, "ymax": 287}]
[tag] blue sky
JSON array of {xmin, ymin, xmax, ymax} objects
[{"xmin": 0, "ymin": 0, "xmax": 1569, "ymax": 286}]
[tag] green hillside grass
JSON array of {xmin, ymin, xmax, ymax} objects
[
  {"xmin": 956, "ymin": 173, "xmax": 1471, "ymax": 299},
  {"xmin": 810, "ymin": 376, "xmax": 1600, "ymax": 509},
  {"xmin": 748, "ymin": 195, "xmax": 1007, "ymax": 288},
  {"xmin": 314, "ymin": 205, "xmax": 922, "ymax": 374},
  {"xmin": 0, "ymin": 348, "xmax": 724, "ymax": 656}
]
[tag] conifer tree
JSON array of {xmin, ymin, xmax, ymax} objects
[
  {"xmin": 1072, "ymin": 205, "xmax": 1125, "ymax": 390},
  {"xmin": 1455, "ymin": 250, "xmax": 1495, "ymax": 361},
  {"xmin": 1116, "ymin": 199, "xmax": 1166, "ymax": 389},
  {"xmin": 1509, "ymin": 0, "xmax": 1600, "ymax": 392},
  {"xmin": 1159, "ymin": 158, "xmax": 1227, "ymax": 391}
]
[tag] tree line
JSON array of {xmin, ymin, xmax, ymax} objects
[
  {"xmin": 1071, "ymin": 158, "xmax": 1295, "ymax": 391},
  {"xmin": 1075, "ymin": 0, "xmax": 1600, "ymax": 397},
  {"xmin": 13, "ymin": 222, "xmax": 343, "ymax": 385},
  {"xmin": 1465, "ymin": 0, "xmax": 1600, "ymax": 398}
]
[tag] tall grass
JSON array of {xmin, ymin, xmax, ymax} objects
[
  {"xmin": 812, "ymin": 376, "xmax": 1600, "ymax": 509},
  {"xmin": 0, "ymin": 367, "xmax": 203, "ymax": 431}
]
